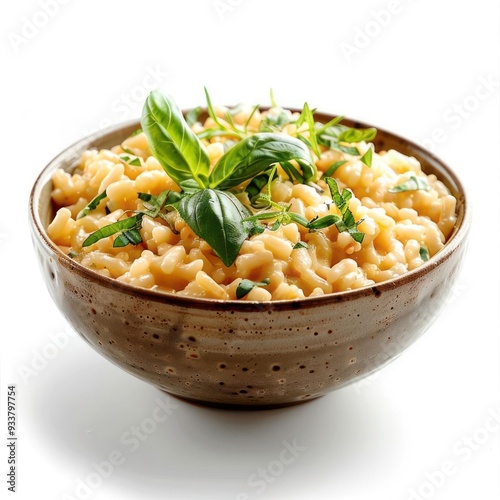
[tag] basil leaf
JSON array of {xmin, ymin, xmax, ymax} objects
[
  {"xmin": 141, "ymin": 90, "xmax": 210, "ymax": 188},
  {"xmin": 223, "ymin": 139, "xmax": 238, "ymax": 152},
  {"xmin": 389, "ymin": 175, "xmax": 430, "ymax": 193},
  {"xmin": 82, "ymin": 214, "xmax": 143, "ymax": 247},
  {"xmin": 77, "ymin": 190, "xmax": 107, "ymax": 220},
  {"xmin": 179, "ymin": 179, "xmax": 203, "ymax": 193},
  {"xmin": 236, "ymin": 278, "xmax": 271, "ymax": 299},
  {"xmin": 130, "ymin": 128, "xmax": 142, "ymax": 137},
  {"xmin": 338, "ymin": 127, "xmax": 377, "ymax": 144},
  {"xmin": 209, "ymin": 133, "xmax": 315, "ymax": 190},
  {"xmin": 177, "ymin": 189, "xmax": 251, "ymax": 267}
]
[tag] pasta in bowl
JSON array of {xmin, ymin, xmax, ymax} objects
[{"xmin": 29, "ymin": 90, "xmax": 470, "ymax": 408}]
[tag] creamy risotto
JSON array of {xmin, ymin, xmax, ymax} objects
[{"xmin": 48, "ymin": 93, "xmax": 457, "ymax": 300}]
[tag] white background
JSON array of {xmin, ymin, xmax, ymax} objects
[{"xmin": 1, "ymin": 1, "xmax": 499, "ymax": 499}]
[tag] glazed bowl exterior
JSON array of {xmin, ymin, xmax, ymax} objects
[{"xmin": 29, "ymin": 112, "xmax": 470, "ymax": 408}]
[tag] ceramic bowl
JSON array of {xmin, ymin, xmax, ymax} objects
[{"xmin": 29, "ymin": 111, "xmax": 471, "ymax": 409}]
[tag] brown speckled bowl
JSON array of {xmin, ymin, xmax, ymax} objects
[{"xmin": 29, "ymin": 111, "xmax": 471, "ymax": 409}]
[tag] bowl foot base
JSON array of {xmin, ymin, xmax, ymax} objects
[{"xmin": 162, "ymin": 391, "xmax": 322, "ymax": 411}]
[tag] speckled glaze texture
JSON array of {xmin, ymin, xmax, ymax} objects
[{"xmin": 29, "ymin": 112, "xmax": 471, "ymax": 408}]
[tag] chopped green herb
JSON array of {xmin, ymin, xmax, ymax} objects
[
  {"xmin": 317, "ymin": 125, "xmax": 360, "ymax": 156},
  {"xmin": 137, "ymin": 192, "xmax": 154, "ymax": 202},
  {"xmin": 324, "ymin": 177, "xmax": 365, "ymax": 243},
  {"xmin": 242, "ymin": 181, "xmax": 365, "ymax": 244},
  {"xmin": 236, "ymin": 278, "xmax": 271, "ymax": 299},
  {"xmin": 323, "ymin": 160, "xmax": 348, "ymax": 178},
  {"xmin": 337, "ymin": 127, "xmax": 377, "ymax": 144},
  {"xmin": 203, "ymin": 87, "xmax": 245, "ymax": 139},
  {"xmin": 119, "ymin": 154, "xmax": 142, "ymax": 167},
  {"xmin": 244, "ymin": 104, "xmax": 260, "ymax": 132},
  {"xmin": 296, "ymin": 102, "xmax": 321, "ymax": 158},
  {"xmin": 314, "ymin": 115, "xmax": 344, "ymax": 136},
  {"xmin": 82, "ymin": 214, "xmax": 143, "ymax": 248},
  {"xmin": 360, "ymin": 146, "xmax": 373, "ymax": 168},
  {"xmin": 389, "ymin": 175, "xmax": 430, "ymax": 193},
  {"xmin": 113, "ymin": 229, "xmax": 143, "ymax": 247},
  {"xmin": 293, "ymin": 241, "xmax": 309, "ymax": 249},
  {"xmin": 81, "ymin": 189, "xmax": 180, "ymax": 248},
  {"xmin": 259, "ymin": 110, "xmax": 291, "ymax": 132},
  {"xmin": 315, "ymin": 121, "xmax": 378, "ymax": 166},
  {"xmin": 76, "ymin": 190, "xmax": 107, "ymax": 220},
  {"xmin": 419, "ymin": 246, "xmax": 430, "ymax": 261}
]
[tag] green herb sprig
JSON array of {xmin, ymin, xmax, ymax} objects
[
  {"xmin": 236, "ymin": 278, "xmax": 271, "ymax": 299},
  {"xmin": 243, "ymin": 178, "xmax": 364, "ymax": 244},
  {"xmin": 78, "ymin": 89, "xmax": 372, "ymax": 274},
  {"xmin": 389, "ymin": 174, "xmax": 430, "ymax": 193},
  {"xmin": 81, "ymin": 90, "xmax": 315, "ymax": 267}
]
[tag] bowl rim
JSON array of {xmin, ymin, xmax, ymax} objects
[{"xmin": 29, "ymin": 110, "xmax": 471, "ymax": 312}]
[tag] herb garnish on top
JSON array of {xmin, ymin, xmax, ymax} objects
[{"xmin": 80, "ymin": 89, "xmax": 373, "ymax": 268}]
